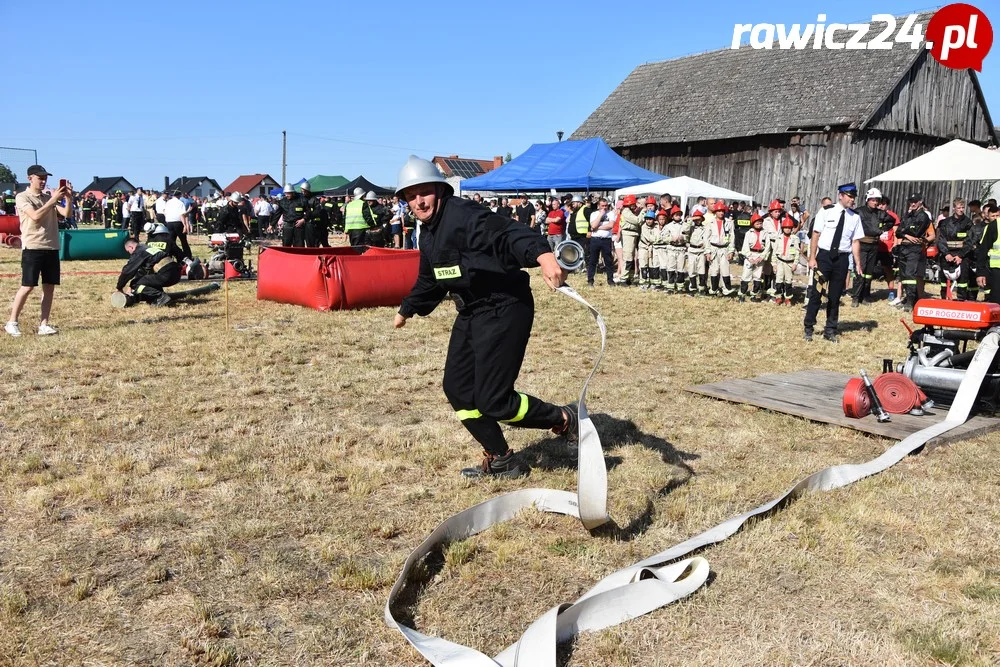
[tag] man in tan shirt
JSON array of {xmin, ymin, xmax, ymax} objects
[{"xmin": 6, "ymin": 165, "xmax": 70, "ymax": 337}]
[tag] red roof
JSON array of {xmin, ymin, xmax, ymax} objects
[{"xmin": 223, "ymin": 174, "xmax": 277, "ymax": 194}]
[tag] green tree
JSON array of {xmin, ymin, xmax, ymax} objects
[{"xmin": 0, "ymin": 163, "xmax": 15, "ymax": 183}]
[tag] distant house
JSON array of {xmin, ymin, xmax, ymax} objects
[
  {"xmin": 77, "ymin": 176, "xmax": 136, "ymax": 196},
  {"xmin": 223, "ymin": 174, "xmax": 280, "ymax": 198},
  {"xmin": 432, "ymin": 155, "xmax": 503, "ymax": 179},
  {"xmin": 571, "ymin": 11, "xmax": 997, "ymax": 211},
  {"xmin": 164, "ymin": 176, "xmax": 222, "ymax": 199}
]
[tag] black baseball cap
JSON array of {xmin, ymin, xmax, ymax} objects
[
  {"xmin": 907, "ymin": 192, "xmax": 924, "ymax": 204},
  {"xmin": 27, "ymin": 164, "xmax": 52, "ymax": 177}
]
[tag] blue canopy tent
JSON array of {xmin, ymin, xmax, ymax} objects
[{"xmin": 459, "ymin": 138, "xmax": 667, "ymax": 192}]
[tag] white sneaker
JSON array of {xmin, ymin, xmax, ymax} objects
[
  {"xmin": 889, "ymin": 296, "xmax": 904, "ymax": 306},
  {"xmin": 37, "ymin": 324, "xmax": 58, "ymax": 336},
  {"xmin": 4, "ymin": 321, "xmax": 21, "ymax": 337}
]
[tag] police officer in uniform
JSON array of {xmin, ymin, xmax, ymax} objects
[
  {"xmin": 114, "ymin": 226, "xmax": 183, "ymax": 306},
  {"xmin": 895, "ymin": 193, "xmax": 934, "ymax": 310},
  {"xmin": 803, "ymin": 183, "xmax": 864, "ymax": 342},
  {"xmin": 851, "ymin": 187, "xmax": 895, "ymax": 306},
  {"xmin": 344, "ymin": 187, "xmax": 376, "ymax": 246},
  {"xmin": 277, "ymin": 183, "xmax": 309, "ymax": 247},
  {"xmin": 936, "ymin": 198, "xmax": 974, "ymax": 300},
  {"xmin": 393, "ymin": 156, "xmax": 575, "ymax": 479}
]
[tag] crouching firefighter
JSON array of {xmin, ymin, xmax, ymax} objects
[
  {"xmin": 113, "ymin": 226, "xmax": 183, "ymax": 306},
  {"xmin": 392, "ymin": 156, "xmax": 577, "ymax": 479}
]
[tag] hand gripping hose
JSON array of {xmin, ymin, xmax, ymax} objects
[{"xmin": 385, "ymin": 286, "xmax": 999, "ymax": 667}]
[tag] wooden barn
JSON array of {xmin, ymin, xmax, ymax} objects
[{"xmin": 572, "ymin": 19, "xmax": 997, "ymax": 213}]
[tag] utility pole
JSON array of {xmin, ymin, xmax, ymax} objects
[{"xmin": 281, "ymin": 130, "xmax": 287, "ymax": 186}]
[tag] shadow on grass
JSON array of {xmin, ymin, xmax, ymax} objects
[
  {"xmin": 839, "ymin": 319, "xmax": 879, "ymax": 333},
  {"xmin": 521, "ymin": 412, "xmax": 699, "ymax": 542}
]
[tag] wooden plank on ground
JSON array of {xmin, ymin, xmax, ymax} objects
[{"xmin": 686, "ymin": 370, "xmax": 1000, "ymax": 450}]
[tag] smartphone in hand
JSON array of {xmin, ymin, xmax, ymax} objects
[{"xmin": 59, "ymin": 178, "xmax": 67, "ymax": 189}]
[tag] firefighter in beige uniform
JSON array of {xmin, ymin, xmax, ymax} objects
[
  {"xmin": 651, "ymin": 208, "xmax": 671, "ymax": 290},
  {"xmin": 704, "ymin": 201, "xmax": 737, "ymax": 295},
  {"xmin": 761, "ymin": 199, "xmax": 784, "ymax": 295},
  {"xmin": 637, "ymin": 210, "xmax": 658, "ymax": 289},
  {"xmin": 618, "ymin": 194, "xmax": 643, "ymax": 285},
  {"xmin": 772, "ymin": 217, "xmax": 800, "ymax": 304},
  {"xmin": 739, "ymin": 214, "xmax": 772, "ymax": 301},
  {"xmin": 663, "ymin": 206, "xmax": 687, "ymax": 290},
  {"xmin": 684, "ymin": 209, "xmax": 709, "ymax": 294}
]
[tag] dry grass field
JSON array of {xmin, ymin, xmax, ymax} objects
[{"xmin": 1, "ymin": 238, "xmax": 998, "ymax": 666}]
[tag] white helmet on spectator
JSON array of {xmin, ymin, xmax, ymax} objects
[
  {"xmin": 283, "ymin": 183, "xmax": 294, "ymax": 194},
  {"xmin": 301, "ymin": 181, "xmax": 311, "ymax": 192},
  {"xmin": 365, "ymin": 190, "xmax": 378, "ymax": 201},
  {"xmin": 395, "ymin": 155, "xmax": 452, "ymax": 197},
  {"xmin": 865, "ymin": 187, "xmax": 882, "ymax": 201},
  {"xmin": 353, "ymin": 187, "xmax": 365, "ymax": 198},
  {"xmin": 230, "ymin": 192, "xmax": 243, "ymax": 202},
  {"xmin": 571, "ymin": 194, "xmax": 584, "ymax": 203}
]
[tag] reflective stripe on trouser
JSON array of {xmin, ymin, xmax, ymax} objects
[
  {"xmin": 132, "ymin": 264, "xmax": 181, "ymax": 302},
  {"xmin": 686, "ymin": 248, "xmax": 706, "ymax": 276},
  {"xmin": 741, "ymin": 255, "xmax": 766, "ymax": 282},
  {"xmin": 443, "ymin": 295, "xmax": 564, "ymax": 456},
  {"xmin": 897, "ymin": 245, "xmax": 924, "ymax": 305},
  {"xmin": 852, "ymin": 242, "xmax": 879, "ymax": 302},
  {"xmin": 621, "ymin": 233, "xmax": 639, "ymax": 282},
  {"xmin": 706, "ymin": 248, "xmax": 731, "ymax": 278}
]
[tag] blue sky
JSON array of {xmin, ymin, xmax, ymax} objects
[{"xmin": 3, "ymin": 0, "xmax": 996, "ymax": 192}]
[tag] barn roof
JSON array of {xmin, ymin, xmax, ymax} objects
[{"xmin": 572, "ymin": 13, "xmax": 963, "ymax": 147}]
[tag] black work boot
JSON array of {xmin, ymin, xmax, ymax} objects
[
  {"xmin": 550, "ymin": 403, "xmax": 579, "ymax": 444},
  {"xmin": 461, "ymin": 449, "xmax": 530, "ymax": 479}
]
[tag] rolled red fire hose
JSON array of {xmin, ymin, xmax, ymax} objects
[
  {"xmin": 873, "ymin": 373, "xmax": 929, "ymax": 414},
  {"xmin": 843, "ymin": 377, "xmax": 871, "ymax": 418}
]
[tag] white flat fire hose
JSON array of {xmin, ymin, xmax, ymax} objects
[{"xmin": 385, "ymin": 285, "xmax": 999, "ymax": 667}]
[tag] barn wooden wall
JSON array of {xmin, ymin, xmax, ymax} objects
[
  {"xmin": 867, "ymin": 51, "xmax": 994, "ymax": 142},
  {"xmin": 623, "ymin": 131, "xmax": 994, "ymax": 215}
]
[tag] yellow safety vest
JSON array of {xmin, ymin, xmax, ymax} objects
[
  {"xmin": 574, "ymin": 207, "xmax": 589, "ymax": 234},
  {"xmin": 989, "ymin": 220, "xmax": 1000, "ymax": 268},
  {"xmin": 344, "ymin": 199, "xmax": 368, "ymax": 231}
]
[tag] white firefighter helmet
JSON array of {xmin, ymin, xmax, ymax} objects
[
  {"xmin": 283, "ymin": 183, "xmax": 294, "ymax": 194},
  {"xmin": 142, "ymin": 221, "xmax": 156, "ymax": 234},
  {"xmin": 942, "ymin": 265, "xmax": 962, "ymax": 282},
  {"xmin": 364, "ymin": 190, "xmax": 378, "ymax": 201},
  {"xmin": 865, "ymin": 187, "xmax": 883, "ymax": 201},
  {"xmin": 151, "ymin": 223, "xmax": 169, "ymax": 236},
  {"xmin": 571, "ymin": 194, "xmax": 584, "ymax": 203},
  {"xmin": 230, "ymin": 191, "xmax": 243, "ymax": 202},
  {"xmin": 301, "ymin": 181, "xmax": 311, "ymax": 192},
  {"xmin": 395, "ymin": 155, "xmax": 452, "ymax": 197},
  {"xmin": 352, "ymin": 187, "xmax": 365, "ymax": 198}
]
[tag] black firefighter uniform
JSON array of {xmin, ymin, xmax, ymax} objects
[{"xmin": 398, "ymin": 197, "xmax": 566, "ymax": 457}]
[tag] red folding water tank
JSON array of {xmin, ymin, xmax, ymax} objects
[
  {"xmin": 257, "ymin": 246, "xmax": 419, "ymax": 311},
  {"xmin": 0, "ymin": 215, "xmax": 19, "ymax": 235}
]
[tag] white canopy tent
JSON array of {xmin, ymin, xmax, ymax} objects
[
  {"xmin": 865, "ymin": 139, "xmax": 1000, "ymax": 203},
  {"xmin": 615, "ymin": 175, "xmax": 754, "ymax": 214}
]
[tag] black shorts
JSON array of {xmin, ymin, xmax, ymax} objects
[{"xmin": 21, "ymin": 249, "xmax": 61, "ymax": 287}]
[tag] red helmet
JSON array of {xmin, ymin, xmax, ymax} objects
[
  {"xmin": 691, "ymin": 209, "xmax": 705, "ymax": 219},
  {"xmin": 780, "ymin": 217, "xmax": 795, "ymax": 229},
  {"xmin": 750, "ymin": 211, "xmax": 762, "ymax": 223},
  {"xmin": 670, "ymin": 205, "xmax": 682, "ymax": 216},
  {"xmin": 656, "ymin": 209, "xmax": 669, "ymax": 218},
  {"xmin": 712, "ymin": 201, "xmax": 727, "ymax": 213},
  {"xmin": 768, "ymin": 199, "xmax": 783, "ymax": 212},
  {"xmin": 925, "ymin": 245, "xmax": 938, "ymax": 258},
  {"xmin": 622, "ymin": 194, "xmax": 637, "ymax": 206},
  {"xmin": 645, "ymin": 196, "xmax": 657, "ymax": 205}
]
